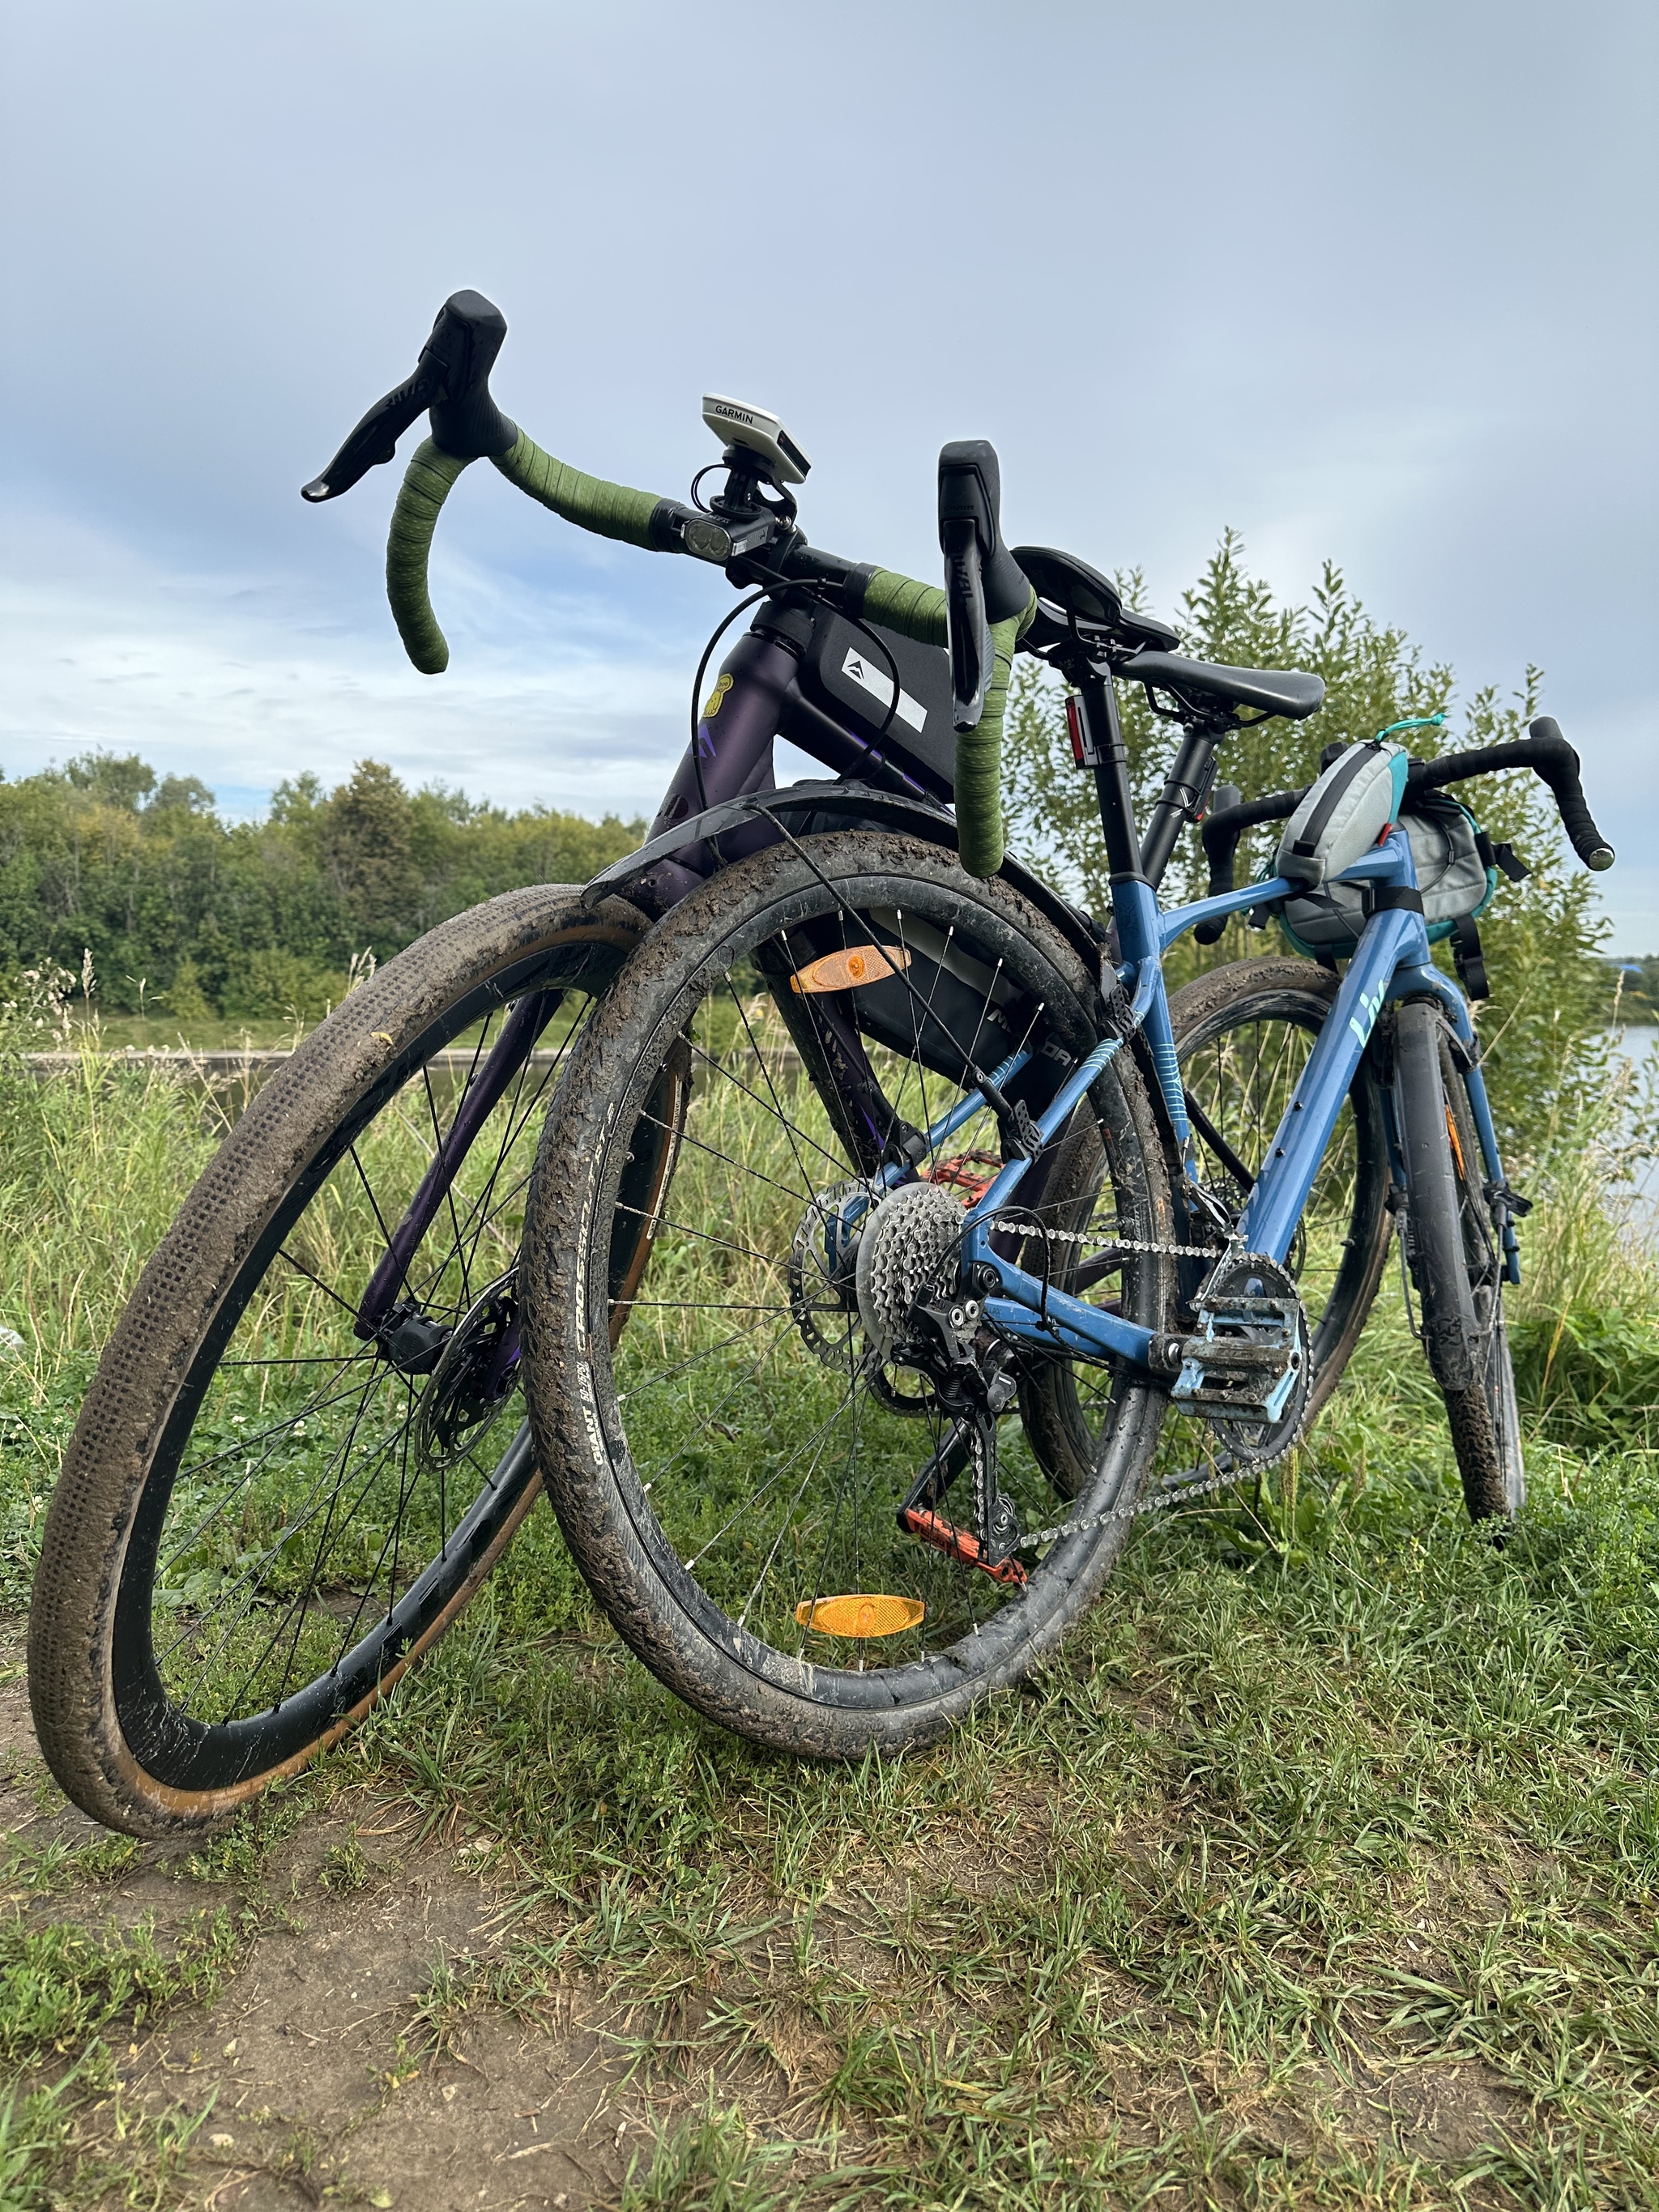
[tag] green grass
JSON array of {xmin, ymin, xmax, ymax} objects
[{"xmin": 2, "ymin": 990, "xmax": 1658, "ymax": 2206}]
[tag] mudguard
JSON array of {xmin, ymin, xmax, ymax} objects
[{"xmin": 580, "ymin": 778, "xmax": 1106, "ymax": 975}]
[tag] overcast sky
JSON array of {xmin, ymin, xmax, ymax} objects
[{"xmin": 2, "ymin": 0, "xmax": 1654, "ymax": 945}]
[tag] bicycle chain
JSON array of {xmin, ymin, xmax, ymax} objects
[
  {"xmin": 1022, "ymin": 1456, "xmax": 1252, "ymax": 1546},
  {"xmin": 1021, "ymin": 1225, "xmax": 1225, "ymax": 1259}
]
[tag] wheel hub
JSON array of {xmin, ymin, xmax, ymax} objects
[{"xmin": 414, "ymin": 1273, "xmax": 520, "ymax": 1473}]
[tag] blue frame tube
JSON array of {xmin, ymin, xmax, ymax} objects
[
  {"xmin": 1158, "ymin": 876, "xmax": 1295, "ymax": 950},
  {"xmin": 1111, "ymin": 876, "xmax": 1188, "ymax": 1144},
  {"xmin": 876, "ymin": 1048, "xmax": 1032, "ymax": 1191},
  {"xmin": 955, "ymin": 829, "xmax": 1473, "ymax": 1375},
  {"xmin": 1236, "ymin": 905, "xmax": 1424, "ymax": 1261}
]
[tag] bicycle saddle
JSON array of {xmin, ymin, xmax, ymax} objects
[
  {"xmin": 1118, "ymin": 650, "xmax": 1325, "ymax": 722},
  {"xmin": 1013, "ymin": 545, "xmax": 1180, "ymax": 656}
]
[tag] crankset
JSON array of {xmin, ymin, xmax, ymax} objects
[{"xmin": 1162, "ymin": 1250, "xmax": 1308, "ymax": 1470}]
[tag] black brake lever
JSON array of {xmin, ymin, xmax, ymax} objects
[
  {"xmin": 301, "ymin": 289, "xmax": 518, "ymax": 503},
  {"xmin": 938, "ymin": 441, "xmax": 1031, "ymax": 729},
  {"xmin": 940, "ymin": 511, "xmax": 990, "ymax": 727}
]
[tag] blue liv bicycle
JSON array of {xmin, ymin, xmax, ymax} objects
[{"xmin": 30, "ymin": 295, "xmax": 1616, "ymax": 1826}]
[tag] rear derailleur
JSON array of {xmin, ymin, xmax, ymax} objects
[{"xmin": 890, "ymin": 1296, "xmax": 1029, "ymax": 1588}]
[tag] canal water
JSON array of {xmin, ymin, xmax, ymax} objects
[{"xmin": 1609, "ymin": 1025, "xmax": 1657, "ymax": 1242}]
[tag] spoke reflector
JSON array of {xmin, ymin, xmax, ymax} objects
[
  {"xmin": 789, "ymin": 944, "xmax": 912, "ymax": 995},
  {"xmin": 1444, "ymin": 1103, "xmax": 1466, "ymax": 1180},
  {"xmin": 794, "ymin": 1593, "xmax": 925, "ymax": 1637}
]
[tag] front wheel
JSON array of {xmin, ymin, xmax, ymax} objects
[
  {"xmin": 29, "ymin": 887, "xmax": 646, "ymax": 1836},
  {"xmin": 521, "ymin": 833, "xmax": 1175, "ymax": 1758},
  {"xmin": 1439, "ymin": 1035, "xmax": 1525, "ymax": 1521}
]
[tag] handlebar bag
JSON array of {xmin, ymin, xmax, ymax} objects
[
  {"xmin": 1274, "ymin": 739, "xmax": 1410, "ymax": 889},
  {"xmin": 1278, "ymin": 783, "xmax": 1498, "ymax": 957}
]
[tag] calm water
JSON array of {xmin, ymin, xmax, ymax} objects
[{"xmin": 1610, "ymin": 1025, "xmax": 1657, "ymax": 1240}]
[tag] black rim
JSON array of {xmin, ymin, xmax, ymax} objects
[
  {"xmin": 113, "ymin": 944, "xmax": 606, "ymax": 1793},
  {"xmin": 577, "ymin": 872, "xmax": 1162, "ymax": 1701}
]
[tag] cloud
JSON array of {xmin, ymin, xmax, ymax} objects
[
  {"xmin": 2, "ymin": 0, "xmax": 1653, "ymax": 940},
  {"xmin": 0, "ymin": 509, "xmax": 699, "ymax": 819}
]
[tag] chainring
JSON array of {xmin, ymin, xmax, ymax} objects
[{"xmin": 1185, "ymin": 1250, "xmax": 1309, "ymax": 1472}]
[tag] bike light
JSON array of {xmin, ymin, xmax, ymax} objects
[
  {"xmin": 682, "ymin": 516, "xmax": 733, "ymax": 562},
  {"xmin": 1063, "ymin": 691, "xmax": 1107, "ymax": 767},
  {"xmin": 680, "ymin": 514, "xmax": 777, "ymax": 565}
]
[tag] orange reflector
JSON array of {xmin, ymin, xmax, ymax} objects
[
  {"xmin": 793, "ymin": 1593, "xmax": 925, "ymax": 1638},
  {"xmin": 788, "ymin": 944, "xmax": 912, "ymax": 995},
  {"xmin": 1444, "ymin": 1104, "xmax": 1466, "ymax": 1181}
]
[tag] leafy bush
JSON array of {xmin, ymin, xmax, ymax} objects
[
  {"xmin": 0, "ymin": 752, "xmax": 643, "ymax": 1016},
  {"xmin": 1005, "ymin": 532, "xmax": 1615, "ymax": 1166},
  {"xmin": 217, "ymin": 947, "xmax": 348, "ymax": 1022}
]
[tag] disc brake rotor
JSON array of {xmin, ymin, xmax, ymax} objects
[
  {"xmin": 414, "ymin": 1271, "xmax": 521, "ymax": 1473},
  {"xmin": 787, "ymin": 1182, "xmax": 868, "ymax": 1365}
]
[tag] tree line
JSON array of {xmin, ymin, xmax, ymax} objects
[
  {"xmin": 0, "ymin": 755, "xmax": 642, "ymax": 1019},
  {"xmin": 1, "ymin": 534, "xmax": 1629, "ymax": 1153}
]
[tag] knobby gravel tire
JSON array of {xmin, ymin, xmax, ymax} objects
[
  {"xmin": 29, "ymin": 887, "xmax": 646, "ymax": 1837},
  {"xmin": 1437, "ymin": 1034, "xmax": 1525, "ymax": 1523},
  {"xmin": 519, "ymin": 833, "xmax": 1175, "ymax": 1760}
]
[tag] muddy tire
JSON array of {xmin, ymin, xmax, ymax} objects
[
  {"xmin": 520, "ymin": 833, "xmax": 1173, "ymax": 1758},
  {"xmin": 29, "ymin": 888, "xmax": 646, "ymax": 1837}
]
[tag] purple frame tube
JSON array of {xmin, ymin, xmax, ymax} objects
[{"xmin": 353, "ymin": 629, "xmax": 808, "ymax": 1337}]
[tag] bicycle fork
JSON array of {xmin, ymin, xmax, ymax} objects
[{"xmin": 1391, "ymin": 997, "xmax": 1487, "ymax": 1392}]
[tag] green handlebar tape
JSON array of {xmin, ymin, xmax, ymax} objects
[
  {"xmin": 953, "ymin": 599, "xmax": 1034, "ymax": 878},
  {"xmin": 860, "ymin": 573, "xmax": 1033, "ymax": 876},
  {"xmin": 492, "ymin": 429, "xmax": 660, "ymax": 549},
  {"xmin": 861, "ymin": 569, "xmax": 947, "ymax": 648},
  {"xmin": 385, "ymin": 431, "xmax": 1029, "ymax": 876},
  {"xmin": 386, "ymin": 441, "xmax": 476, "ymax": 675},
  {"xmin": 386, "ymin": 430, "xmax": 663, "ymax": 676}
]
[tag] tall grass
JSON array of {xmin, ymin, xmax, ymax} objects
[{"xmin": 6, "ymin": 979, "xmax": 1659, "ymax": 2202}]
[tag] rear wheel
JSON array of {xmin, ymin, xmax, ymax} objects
[
  {"xmin": 521, "ymin": 833, "xmax": 1175, "ymax": 1758},
  {"xmin": 29, "ymin": 888, "xmax": 646, "ymax": 1836},
  {"xmin": 1017, "ymin": 957, "xmax": 1392, "ymax": 1494}
]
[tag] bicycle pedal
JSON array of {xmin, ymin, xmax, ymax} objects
[{"xmin": 1166, "ymin": 1251, "xmax": 1307, "ymax": 1421}]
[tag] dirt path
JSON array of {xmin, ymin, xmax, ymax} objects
[{"xmin": 0, "ymin": 1630, "xmax": 698, "ymax": 2210}]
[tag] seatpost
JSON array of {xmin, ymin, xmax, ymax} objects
[
  {"xmin": 1139, "ymin": 727, "xmax": 1221, "ymax": 887},
  {"xmin": 1070, "ymin": 673, "xmax": 1144, "ymax": 884}
]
